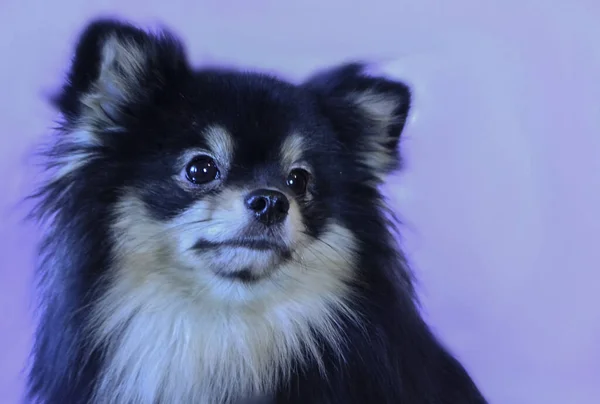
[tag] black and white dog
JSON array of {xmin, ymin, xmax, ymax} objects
[{"xmin": 27, "ymin": 19, "xmax": 487, "ymax": 404}]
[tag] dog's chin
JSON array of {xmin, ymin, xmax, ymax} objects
[{"xmin": 193, "ymin": 239, "xmax": 292, "ymax": 283}]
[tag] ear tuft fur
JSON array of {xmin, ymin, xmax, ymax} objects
[{"xmin": 304, "ymin": 62, "xmax": 411, "ymax": 179}]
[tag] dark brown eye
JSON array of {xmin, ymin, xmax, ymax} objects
[
  {"xmin": 286, "ymin": 169, "xmax": 310, "ymax": 195},
  {"xmin": 185, "ymin": 156, "xmax": 219, "ymax": 184}
]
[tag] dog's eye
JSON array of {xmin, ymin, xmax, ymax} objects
[
  {"xmin": 185, "ymin": 156, "xmax": 219, "ymax": 184},
  {"xmin": 286, "ymin": 169, "xmax": 309, "ymax": 195}
]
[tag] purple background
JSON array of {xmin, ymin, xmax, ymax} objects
[{"xmin": 1, "ymin": 1, "xmax": 599, "ymax": 403}]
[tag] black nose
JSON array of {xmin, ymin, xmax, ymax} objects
[{"xmin": 244, "ymin": 189, "xmax": 290, "ymax": 226}]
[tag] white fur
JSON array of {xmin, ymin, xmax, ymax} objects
[
  {"xmin": 351, "ymin": 90, "xmax": 401, "ymax": 178},
  {"xmin": 170, "ymin": 187, "xmax": 297, "ymax": 279},
  {"xmin": 46, "ymin": 128, "xmax": 106, "ymax": 184},
  {"xmin": 87, "ymin": 192, "xmax": 359, "ymax": 404}
]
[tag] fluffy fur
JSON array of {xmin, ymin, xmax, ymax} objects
[{"xmin": 27, "ymin": 19, "xmax": 488, "ymax": 404}]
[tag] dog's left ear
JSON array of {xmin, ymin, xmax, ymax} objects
[{"xmin": 303, "ymin": 63, "xmax": 411, "ymax": 179}]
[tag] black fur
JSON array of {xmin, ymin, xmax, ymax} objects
[{"xmin": 27, "ymin": 19, "xmax": 487, "ymax": 404}]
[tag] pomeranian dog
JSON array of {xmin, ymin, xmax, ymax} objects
[{"xmin": 27, "ymin": 19, "xmax": 487, "ymax": 404}]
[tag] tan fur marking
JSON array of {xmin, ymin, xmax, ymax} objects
[
  {"xmin": 79, "ymin": 35, "xmax": 148, "ymax": 128},
  {"xmin": 350, "ymin": 91, "xmax": 401, "ymax": 179},
  {"xmin": 204, "ymin": 125, "xmax": 235, "ymax": 165},
  {"xmin": 280, "ymin": 133, "xmax": 306, "ymax": 170}
]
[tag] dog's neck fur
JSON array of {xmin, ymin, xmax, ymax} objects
[{"xmin": 87, "ymin": 220, "xmax": 358, "ymax": 404}]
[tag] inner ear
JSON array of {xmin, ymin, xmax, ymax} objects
[
  {"xmin": 78, "ymin": 35, "xmax": 148, "ymax": 123},
  {"xmin": 97, "ymin": 35, "xmax": 148, "ymax": 106}
]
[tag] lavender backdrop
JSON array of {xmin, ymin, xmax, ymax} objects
[{"xmin": 1, "ymin": 1, "xmax": 599, "ymax": 403}]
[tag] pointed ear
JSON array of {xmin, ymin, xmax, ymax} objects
[
  {"xmin": 303, "ymin": 63, "xmax": 411, "ymax": 179},
  {"xmin": 54, "ymin": 19, "xmax": 189, "ymax": 129}
]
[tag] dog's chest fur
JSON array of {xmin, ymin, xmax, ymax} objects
[{"xmin": 89, "ymin": 261, "xmax": 352, "ymax": 404}]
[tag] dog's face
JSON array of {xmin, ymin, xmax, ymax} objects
[
  {"xmin": 49, "ymin": 20, "xmax": 411, "ymax": 305},
  {"xmin": 109, "ymin": 83, "xmax": 356, "ymax": 300}
]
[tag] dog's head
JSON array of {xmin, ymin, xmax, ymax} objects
[{"xmin": 46, "ymin": 20, "xmax": 411, "ymax": 305}]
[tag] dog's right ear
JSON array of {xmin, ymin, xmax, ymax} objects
[{"xmin": 54, "ymin": 19, "xmax": 190, "ymax": 128}]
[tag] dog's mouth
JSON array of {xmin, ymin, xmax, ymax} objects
[
  {"xmin": 192, "ymin": 237, "xmax": 292, "ymax": 283},
  {"xmin": 217, "ymin": 267, "xmax": 270, "ymax": 284},
  {"xmin": 193, "ymin": 238, "xmax": 291, "ymax": 256}
]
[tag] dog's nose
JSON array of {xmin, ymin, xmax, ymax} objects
[{"xmin": 244, "ymin": 189, "xmax": 290, "ymax": 226}]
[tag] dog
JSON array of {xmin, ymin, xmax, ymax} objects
[{"xmin": 26, "ymin": 19, "xmax": 488, "ymax": 404}]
